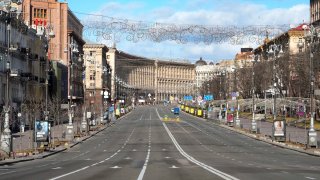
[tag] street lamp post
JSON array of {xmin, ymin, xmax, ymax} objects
[
  {"xmin": 302, "ymin": 24, "xmax": 318, "ymax": 148},
  {"xmin": 251, "ymin": 54, "xmax": 260, "ymax": 133},
  {"xmin": 66, "ymin": 42, "xmax": 80, "ymax": 141},
  {"xmin": 218, "ymin": 70, "xmax": 225, "ymax": 122},
  {"xmin": 268, "ymin": 43, "xmax": 284, "ymax": 140},
  {"xmin": 36, "ymin": 24, "xmax": 55, "ymax": 122},
  {"xmin": 232, "ymin": 67, "xmax": 241, "ymax": 128},
  {"xmin": 100, "ymin": 66, "xmax": 111, "ymax": 124},
  {"xmin": 0, "ymin": 1, "xmax": 19, "ymax": 155}
]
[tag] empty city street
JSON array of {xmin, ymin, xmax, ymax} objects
[{"xmin": 0, "ymin": 106, "xmax": 319, "ymax": 180}]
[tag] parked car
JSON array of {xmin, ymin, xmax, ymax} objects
[{"xmin": 173, "ymin": 107, "xmax": 180, "ymax": 115}]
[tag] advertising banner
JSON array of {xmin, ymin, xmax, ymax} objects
[
  {"xmin": 274, "ymin": 120, "xmax": 285, "ymax": 136},
  {"xmin": 297, "ymin": 105, "xmax": 305, "ymax": 117},
  {"xmin": 227, "ymin": 114, "xmax": 234, "ymax": 122},
  {"xmin": 35, "ymin": 120, "xmax": 49, "ymax": 142}
]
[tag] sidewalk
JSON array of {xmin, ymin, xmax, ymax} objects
[
  {"xmin": 0, "ymin": 123, "xmax": 107, "ymax": 165},
  {"xmin": 239, "ymin": 118, "xmax": 319, "ymax": 145},
  {"xmin": 190, "ymin": 111, "xmax": 320, "ymax": 156},
  {"xmin": 0, "ymin": 109, "xmax": 133, "ymax": 165}
]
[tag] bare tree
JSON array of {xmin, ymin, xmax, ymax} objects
[
  {"xmin": 21, "ymin": 96, "xmax": 44, "ymax": 149},
  {"xmin": 48, "ymin": 96, "xmax": 63, "ymax": 126},
  {"xmin": 237, "ymin": 65, "xmax": 253, "ymax": 99}
]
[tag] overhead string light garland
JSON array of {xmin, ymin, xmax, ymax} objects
[{"xmin": 78, "ymin": 12, "xmax": 291, "ymax": 45}]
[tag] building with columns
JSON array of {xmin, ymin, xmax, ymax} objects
[{"xmin": 107, "ymin": 46, "xmax": 195, "ymax": 104}]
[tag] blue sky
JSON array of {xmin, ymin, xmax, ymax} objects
[{"xmin": 66, "ymin": 0, "xmax": 309, "ymax": 63}]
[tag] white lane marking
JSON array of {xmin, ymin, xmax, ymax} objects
[
  {"xmin": 162, "ymin": 149, "xmax": 167, "ymax": 151},
  {"xmin": 0, "ymin": 171, "xmax": 17, "ymax": 175},
  {"xmin": 50, "ymin": 166, "xmax": 90, "ymax": 180},
  {"xmin": 110, "ymin": 166, "xmax": 122, "ymax": 169},
  {"xmin": 165, "ymin": 157, "xmax": 171, "ymax": 159},
  {"xmin": 132, "ymin": 149, "xmax": 137, "ymax": 152},
  {"xmin": 305, "ymin": 177, "xmax": 316, "ymax": 180},
  {"xmin": 91, "ymin": 163, "xmax": 98, "ymax": 167},
  {"xmin": 37, "ymin": 164, "xmax": 49, "ymax": 168},
  {"xmin": 169, "ymin": 165, "xmax": 179, "ymax": 168},
  {"xmin": 137, "ymin": 126, "xmax": 152, "ymax": 180},
  {"xmin": 124, "ymin": 157, "xmax": 132, "ymax": 160},
  {"xmin": 52, "ymin": 167, "xmax": 62, "ymax": 170},
  {"xmin": 156, "ymin": 109, "xmax": 239, "ymax": 180},
  {"xmin": 50, "ymin": 128, "xmax": 135, "ymax": 180}
]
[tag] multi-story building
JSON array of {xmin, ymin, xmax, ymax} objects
[
  {"xmin": 252, "ymin": 24, "xmax": 307, "ymax": 97},
  {"xmin": 83, "ymin": 44, "xmax": 111, "ymax": 118},
  {"xmin": 195, "ymin": 57, "xmax": 236, "ymax": 98},
  {"xmin": 234, "ymin": 48, "xmax": 254, "ymax": 67},
  {"xmin": 107, "ymin": 46, "xmax": 195, "ymax": 104},
  {"xmin": 22, "ymin": 0, "xmax": 85, "ymax": 104},
  {"xmin": 0, "ymin": 6, "xmax": 47, "ymax": 128},
  {"xmin": 311, "ymin": 0, "xmax": 320, "ymax": 25},
  {"xmin": 195, "ymin": 58, "xmax": 219, "ymax": 93}
]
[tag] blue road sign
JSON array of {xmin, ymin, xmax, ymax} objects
[
  {"xmin": 204, "ymin": 94, "xmax": 214, "ymax": 101},
  {"xmin": 184, "ymin": 95, "xmax": 193, "ymax": 101}
]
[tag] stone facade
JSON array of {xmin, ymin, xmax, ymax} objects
[
  {"xmin": 107, "ymin": 47, "xmax": 195, "ymax": 103},
  {"xmin": 83, "ymin": 44, "xmax": 111, "ymax": 116}
]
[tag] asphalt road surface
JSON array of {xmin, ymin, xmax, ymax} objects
[{"xmin": 1, "ymin": 105, "xmax": 320, "ymax": 180}]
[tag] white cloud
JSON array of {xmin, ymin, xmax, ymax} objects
[{"xmin": 83, "ymin": 1, "xmax": 309, "ymax": 63}]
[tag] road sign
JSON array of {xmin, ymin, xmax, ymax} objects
[
  {"xmin": 204, "ymin": 94, "xmax": 213, "ymax": 101},
  {"xmin": 231, "ymin": 92, "xmax": 239, "ymax": 97},
  {"xmin": 184, "ymin": 95, "xmax": 193, "ymax": 101}
]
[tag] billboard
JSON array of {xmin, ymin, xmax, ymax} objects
[
  {"xmin": 35, "ymin": 120, "xmax": 49, "ymax": 142},
  {"xmin": 273, "ymin": 120, "xmax": 285, "ymax": 137}
]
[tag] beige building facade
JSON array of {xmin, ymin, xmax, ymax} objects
[
  {"xmin": 107, "ymin": 47, "xmax": 195, "ymax": 103},
  {"xmin": 83, "ymin": 44, "xmax": 111, "ymax": 115}
]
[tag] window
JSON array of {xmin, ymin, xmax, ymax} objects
[
  {"xmin": 90, "ymin": 51, "xmax": 96, "ymax": 56},
  {"xmin": 90, "ymin": 70, "xmax": 96, "ymax": 80},
  {"xmin": 33, "ymin": 8, "xmax": 47, "ymax": 18},
  {"xmin": 90, "ymin": 74, "xmax": 95, "ymax": 80}
]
